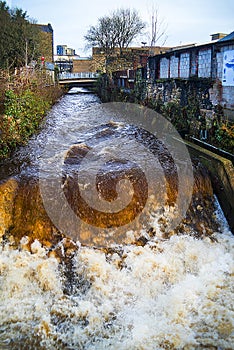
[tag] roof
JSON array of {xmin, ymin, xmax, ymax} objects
[
  {"xmin": 218, "ymin": 31, "xmax": 234, "ymax": 42},
  {"xmin": 36, "ymin": 23, "xmax": 53, "ymax": 33}
]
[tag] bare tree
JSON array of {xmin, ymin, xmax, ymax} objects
[
  {"xmin": 147, "ymin": 4, "xmax": 168, "ymax": 48},
  {"xmin": 84, "ymin": 16, "xmax": 116, "ymax": 56},
  {"xmin": 113, "ymin": 8, "xmax": 146, "ymax": 54},
  {"xmin": 84, "ymin": 8, "xmax": 146, "ymax": 55}
]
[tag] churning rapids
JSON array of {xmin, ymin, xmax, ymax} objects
[{"xmin": 0, "ymin": 88, "xmax": 233, "ymax": 349}]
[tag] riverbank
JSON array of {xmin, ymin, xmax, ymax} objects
[{"xmin": 0, "ymin": 69, "xmax": 63, "ymax": 160}]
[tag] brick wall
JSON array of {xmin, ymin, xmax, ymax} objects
[
  {"xmin": 92, "ymin": 47, "xmax": 162, "ymax": 73},
  {"xmin": 73, "ymin": 59, "xmax": 92, "ymax": 73}
]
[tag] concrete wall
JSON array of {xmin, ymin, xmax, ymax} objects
[{"xmin": 185, "ymin": 139, "xmax": 234, "ymax": 233}]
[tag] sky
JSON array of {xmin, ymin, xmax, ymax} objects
[{"xmin": 5, "ymin": 0, "xmax": 234, "ymax": 56}]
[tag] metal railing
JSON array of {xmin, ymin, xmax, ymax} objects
[{"xmin": 59, "ymin": 72, "xmax": 98, "ymax": 80}]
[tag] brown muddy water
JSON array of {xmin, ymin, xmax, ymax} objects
[{"xmin": 0, "ymin": 88, "xmax": 233, "ymax": 349}]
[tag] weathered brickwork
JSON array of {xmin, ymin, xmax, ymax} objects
[
  {"xmin": 73, "ymin": 59, "xmax": 92, "ymax": 73},
  {"xmin": 222, "ymin": 86, "xmax": 234, "ymax": 108},
  {"xmin": 91, "ymin": 46, "xmax": 169, "ymax": 74}
]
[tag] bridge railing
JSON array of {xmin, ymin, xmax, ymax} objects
[{"xmin": 59, "ymin": 72, "xmax": 99, "ymax": 80}]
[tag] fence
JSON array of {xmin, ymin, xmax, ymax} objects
[{"xmin": 59, "ymin": 72, "xmax": 98, "ymax": 80}]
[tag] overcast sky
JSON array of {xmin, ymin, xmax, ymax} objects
[{"xmin": 6, "ymin": 0, "xmax": 234, "ymax": 56}]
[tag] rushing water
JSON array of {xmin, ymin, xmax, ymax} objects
[
  {"xmin": 0, "ymin": 88, "xmax": 233, "ymax": 349},
  {"xmin": 0, "ymin": 88, "xmax": 102, "ymax": 180}
]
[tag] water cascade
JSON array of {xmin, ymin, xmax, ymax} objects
[{"xmin": 0, "ymin": 89, "xmax": 233, "ymax": 349}]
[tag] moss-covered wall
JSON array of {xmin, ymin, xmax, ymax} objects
[{"xmin": 185, "ymin": 139, "xmax": 234, "ymax": 233}]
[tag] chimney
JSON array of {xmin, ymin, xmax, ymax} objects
[{"xmin": 210, "ymin": 33, "xmax": 227, "ymax": 41}]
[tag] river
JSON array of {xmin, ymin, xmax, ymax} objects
[{"xmin": 0, "ymin": 88, "xmax": 233, "ymax": 349}]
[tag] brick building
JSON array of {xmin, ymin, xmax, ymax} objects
[
  {"xmin": 35, "ymin": 23, "xmax": 54, "ymax": 63},
  {"xmin": 91, "ymin": 46, "xmax": 170, "ymax": 73}
]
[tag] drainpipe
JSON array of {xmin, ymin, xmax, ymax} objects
[{"xmin": 25, "ymin": 39, "xmax": 28, "ymax": 67}]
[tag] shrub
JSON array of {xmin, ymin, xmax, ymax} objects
[
  {"xmin": 0, "ymin": 70, "xmax": 63, "ymax": 159},
  {"xmin": 0, "ymin": 89, "xmax": 49, "ymax": 157},
  {"xmin": 214, "ymin": 123, "xmax": 234, "ymax": 154}
]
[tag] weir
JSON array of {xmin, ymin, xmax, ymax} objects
[{"xmin": 0, "ymin": 90, "xmax": 233, "ymax": 349}]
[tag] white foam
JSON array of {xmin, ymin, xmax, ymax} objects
[{"xmin": 0, "ymin": 230, "xmax": 233, "ymax": 349}]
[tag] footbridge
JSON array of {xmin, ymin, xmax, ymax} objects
[{"xmin": 58, "ymin": 72, "xmax": 99, "ymax": 88}]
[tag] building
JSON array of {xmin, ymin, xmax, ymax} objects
[
  {"xmin": 91, "ymin": 46, "xmax": 170, "ymax": 73},
  {"xmin": 215, "ymin": 31, "xmax": 234, "ymax": 112},
  {"xmin": 57, "ymin": 45, "xmax": 67, "ymax": 56},
  {"xmin": 35, "ymin": 23, "xmax": 54, "ymax": 63},
  {"xmin": 56, "ymin": 45, "xmax": 76, "ymax": 56},
  {"xmin": 55, "ymin": 45, "xmax": 78, "ymax": 72},
  {"xmin": 147, "ymin": 31, "xmax": 234, "ymax": 110},
  {"xmin": 55, "ymin": 44, "xmax": 170, "ymax": 74}
]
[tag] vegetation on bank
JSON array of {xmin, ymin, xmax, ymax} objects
[
  {"xmin": 0, "ymin": 70, "xmax": 63, "ymax": 159},
  {"xmin": 147, "ymin": 96, "xmax": 234, "ymax": 154},
  {"xmin": 95, "ymin": 74, "xmax": 234, "ymax": 155},
  {"xmin": 0, "ymin": 1, "xmax": 64, "ymax": 160}
]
